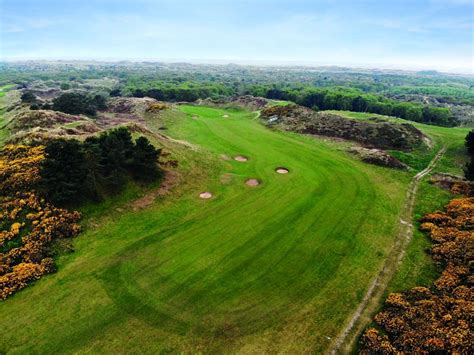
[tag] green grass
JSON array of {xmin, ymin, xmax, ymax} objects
[
  {"xmin": 387, "ymin": 180, "xmax": 451, "ymax": 293},
  {"xmin": 268, "ymin": 99, "xmax": 292, "ymax": 106},
  {"xmin": 0, "ymin": 84, "xmax": 14, "ymax": 97},
  {"xmin": 0, "ymin": 105, "xmax": 410, "ymax": 353},
  {"xmin": 0, "ymin": 84, "xmax": 15, "ymax": 145},
  {"xmin": 330, "ymin": 109, "xmax": 469, "ymax": 289},
  {"xmin": 326, "ymin": 110, "xmax": 470, "ymax": 353},
  {"xmin": 0, "ymin": 108, "xmax": 9, "ymax": 145}
]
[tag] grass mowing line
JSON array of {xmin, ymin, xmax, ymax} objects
[
  {"xmin": 0, "ymin": 105, "xmax": 407, "ymax": 354},
  {"xmin": 329, "ymin": 146, "xmax": 447, "ymax": 355}
]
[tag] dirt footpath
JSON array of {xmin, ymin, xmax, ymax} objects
[{"xmin": 329, "ymin": 146, "xmax": 446, "ymax": 354}]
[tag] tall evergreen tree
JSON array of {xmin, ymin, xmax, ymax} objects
[
  {"xmin": 465, "ymin": 130, "xmax": 474, "ymax": 155},
  {"xmin": 464, "ymin": 157, "xmax": 474, "ymax": 182},
  {"xmin": 130, "ymin": 136, "xmax": 161, "ymax": 182},
  {"xmin": 40, "ymin": 139, "xmax": 87, "ymax": 205},
  {"xmin": 82, "ymin": 138, "xmax": 105, "ymax": 201},
  {"xmin": 40, "ymin": 128, "xmax": 162, "ymax": 205}
]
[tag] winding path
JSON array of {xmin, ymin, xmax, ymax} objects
[{"xmin": 329, "ymin": 146, "xmax": 447, "ymax": 355}]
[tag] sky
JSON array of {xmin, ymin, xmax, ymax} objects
[{"xmin": 1, "ymin": 0, "xmax": 473, "ymax": 73}]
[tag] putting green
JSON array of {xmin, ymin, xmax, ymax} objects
[{"xmin": 0, "ymin": 105, "xmax": 408, "ymax": 353}]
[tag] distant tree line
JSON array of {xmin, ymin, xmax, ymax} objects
[
  {"xmin": 40, "ymin": 127, "xmax": 161, "ymax": 205},
  {"xmin": 20, "ymin": 78, "xmax": 458, "ymax": 126},
  {"xmin": 248, "ymin": 85, "xmax": 457, "ymax": 126},
  {"xmin": 122, "ymin": 80, "xmax": 456, "ymax": 126},
  {"xmin": 465, "ymin": 130, "xmax": 474, "ymax": 181},
  {"xmin": 126, "ymin": 81, "xmax": 233, "ymax": 102}
]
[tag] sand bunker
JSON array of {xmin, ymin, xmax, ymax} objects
[
  {"xmin": 275, "ymin": 167, "xmax": 289, "ymax": 174},
  {"xmin": 245, "ymin": 179, "xmax": 260, "ymax": 186},
  {"xmin": 199, "ymin": 192, "xmax": 213, "ymax": 199},
  {"xmin": 234, "ymin": 155, "xmax": 248, "ymax": 162},
  {"xmin": 223, "ymin": 114, "xmax": 229, "ymax": 118}
]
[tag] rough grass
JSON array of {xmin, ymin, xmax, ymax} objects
[
  {"xmin": 327, "ymin": 110, "xmax": 470, "ymax": 175},
  {"xmin": 0, "ymin": 84, "xmax": 14, "ymax": 97},
  {"xmin": 0, "ymin": 105, "xmax": 409, "ymax": 353},
  {"xmin": 387, "ymin": 180, "xmax": 452, "ymax": 293},
  {"xmin": 329, "ymin": 109, "xmax": 469, "ymax": 290},
  {"xmin": 330, "ymin": 110, "xmax": 470, "ymax": 353},
  {"xmin": 0, "ymin": 108, "xmax": 9, "ymax": 145},
  {"xmin": 0, "ymin": 84, "xmax": 15, "ymax": 145}
]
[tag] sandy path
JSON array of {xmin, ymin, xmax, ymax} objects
[{"xmin": 328, "ymin": 146, "xmax": 446, "ymax": 354}]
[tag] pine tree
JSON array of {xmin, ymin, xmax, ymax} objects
[
  {"xmin": 40, "ymin": 139, "xmax": 87, "ymax": 205},
  {"xmin": 465, "ymin": 130, "xmax": 474, "ymax": 155},
  {"xmin": 130, "ymin": 136, "xmax": 161, "ymax": 182}
]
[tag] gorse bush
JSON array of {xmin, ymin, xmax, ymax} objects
[
  {"xmin": 0, "ymin": 130, "xmax": 161, "ymax": 299},
  {"xmin": 359, "ymin": 197, "xmax": 474, "ymax": 353},
  {"xmin": 0, "ymin": 145, "xmax": 81, "ymax": 300},
  {"xmin": 40, "ymin": 127, "xmax": 162, "ymax": 205}
]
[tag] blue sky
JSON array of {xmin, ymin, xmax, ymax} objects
[{"xmin": 1, "ymin": 0, "xmax": 473, "ymax": 72}]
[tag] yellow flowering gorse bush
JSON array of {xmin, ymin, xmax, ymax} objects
[{"xmin": 0, "ymin": 145, "xmax": 81, "ymax": 300}]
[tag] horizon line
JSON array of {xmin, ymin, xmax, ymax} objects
[{"xmin": 1, "ymin": 57, "xmax": 473, "ymax": 76}]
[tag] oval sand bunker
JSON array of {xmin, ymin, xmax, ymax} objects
[
  {"xmin": 234, "ymin": 155, "xmax": 248, "ymax": 162},
  {"xmin": 199, "ymin": 192, "xmax": 213, "ymax": 199},
  {"xmin": 245, "ymin": 179, "xmax": 260, "ymax": 186},
  {"xmin": 275, "ymin": 167, "xmax": 289, "ymax": 174},
  {"xmin": 223, "ymin": 114, "xmax": 229, "ymax": 118}
]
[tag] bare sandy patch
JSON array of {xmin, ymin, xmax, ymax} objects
[
  {"xmin": 275, "ymin": 167, "xmax": 289, "ymax": 174},
  {"xmin": 223, "ymin": 114, "xmax": 229, "ymax": 118},
  {"xmin": 245, "ymin": 179, "xmax": 260, "ymax": 186},
  {"xmin": 234, "ymin": 155, "xmax": 248, "ymax": 162},
  {"xmin": 130, "ymin": 170, "xmax": 179, "ymax": 211},
  {"xmin": 220, "ymin": 154, "xmax": 231, "ymax": 161},
  {"xmin": 199, "ymin": 192, "xmax": 213, "ymax": 199}
]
